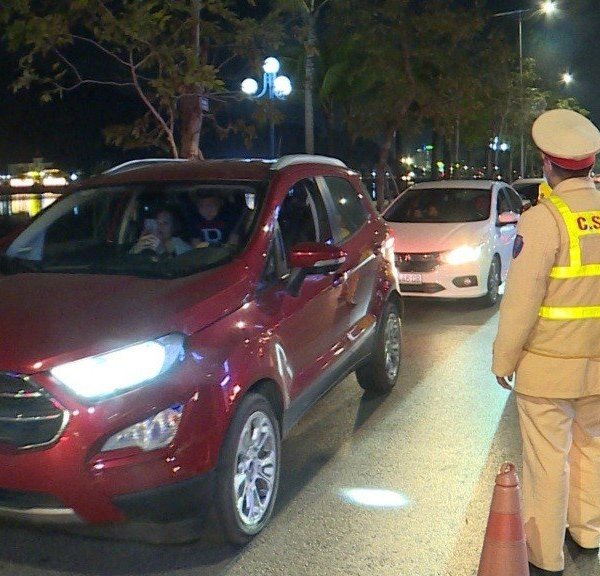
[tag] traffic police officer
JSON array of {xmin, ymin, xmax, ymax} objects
[{"xmin": 493, "ymin": 108, "xmax": 600, "ymax": 574}]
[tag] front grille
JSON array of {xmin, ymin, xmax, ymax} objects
[
  {"xmin": 395, "ymin": 252, "xmax": 441, "ymax": 273},
  {"xmin": 0, "ymin": 373, "xmax": 68, "ymax": 450}
]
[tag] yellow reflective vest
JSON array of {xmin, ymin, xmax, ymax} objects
[{"xmin": 539, "ymin": 194, "xmax": 600, "ymax": 320}]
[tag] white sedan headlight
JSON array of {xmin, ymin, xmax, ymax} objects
[
  {"xmin": 441, "ymin": 245, "xmax": 483, "ymax": 265},
  {"xmin": 50, "ymin": 334, "xmax": 185, "ymax": 401}
]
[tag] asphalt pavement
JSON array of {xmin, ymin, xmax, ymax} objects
[{"xmin": 0, "ymin": 298, "xmax": 597, "ymax": 575}]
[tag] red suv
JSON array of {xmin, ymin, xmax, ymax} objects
[{"xmin": 0, "ymin": 155, "xmax": 402, "ymax": 543}]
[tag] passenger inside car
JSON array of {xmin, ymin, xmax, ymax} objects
[
  {"xmin": 188, "ymin": 193, "xmax": 237, "ymax": 247},
  {"xmin": 130, "ymin": 205, "xmax": 191, "ymax": 257}
]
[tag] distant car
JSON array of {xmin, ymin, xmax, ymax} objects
[
  {"xmin": 511, "ymin": 177, "xmax": 545, "ymax": 206},
  {"xmin": 0, "ymin": 155, "xmax": 402, "ymax": 544},
  {"xmin": 383, "ymin": 179, "xmax": 523, "ymax": 306}
]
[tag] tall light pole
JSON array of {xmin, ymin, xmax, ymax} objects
[
  {"xmin": 494, "ymin": 1, "xmax": 557, "ymax": 178},
  {"xmin": 241, "ymin": 57, "xmax": 292, "ymax": 158}
]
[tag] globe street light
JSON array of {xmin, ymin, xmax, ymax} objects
[
  {"xmin": 494, "ymin": 1, "xmax": 558, "ymax": 177},
  {"xmin": 242, "ymin": 57, "xmax": 292, "ymax": 158}
]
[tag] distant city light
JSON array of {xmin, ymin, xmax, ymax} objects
[
  {"xmin": 9, "ymin": 177, "xmax": 35, "ymax": 188},
  {"xmin": 70, "ymin": 173, "xmax": 79, "ymax": 181},
  {"xmin": 42, "ymin": 176, "xmax": 68, "ymax": 187}
]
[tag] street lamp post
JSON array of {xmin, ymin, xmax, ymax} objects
[
  {"xmin": 494, "ymin": 1, "xmax": 557, "ymax": 178},
  {"xmin": 241, "ymin": 57, "xmax": 292, "ymax": 158}
]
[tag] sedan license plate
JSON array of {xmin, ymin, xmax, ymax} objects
[{"xmin": 398, "ymin": 272, "xmax": 422, "ymax": 285}]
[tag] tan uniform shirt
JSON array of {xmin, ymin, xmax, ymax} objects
[{"xmin": 493, "ymin": 177, "xmax": 600, "ymax": 397}]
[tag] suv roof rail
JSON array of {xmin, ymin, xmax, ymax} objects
[
  {"xmin": 103, "ymin": 158, "xmax": 189, "ymax": 175},
  {"xmin": 270, "ymin": 155, "xmax": 347, "ymax": 171}
]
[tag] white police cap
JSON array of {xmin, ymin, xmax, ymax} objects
[{"xmin": 532, "ymin": 109, "xmax": 600, "ymax": 170}]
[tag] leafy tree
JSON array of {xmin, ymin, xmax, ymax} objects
[
  {"xmin": 275, "ymin": 0, "xmax": 335, "ymax": 155},
  {"xmin": 323, "ymin": 0, "xmax": 488, "ymax": 210},
  {"xmin": 2, "ymin": 0, "xmax": 283, "ymax": 158}
]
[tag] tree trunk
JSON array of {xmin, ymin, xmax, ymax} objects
[
  {"xmin": 443, "ymin": 134, "xmax": 451, "ymax": 179},
  {"xmin": 376, "ymin": 127, "xmax": 395, "ymax": 212},
  {"xmin": 304, "ymin": 13, "xmax": 317, "ymax": 155},
  {"xmin": 431, "ymin": 130, "xmax": 441, "ymax": 180},
  {"xmin": 179, "ymin": 0, "xmax": 204, "ymax": 160},
  {"xmin": 179, "ymin": 93, "xmax": 204, "ymax": 159}
]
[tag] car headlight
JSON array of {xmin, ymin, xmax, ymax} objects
[
  {"xmin": 441, "ymin": 245, "xmax": 482, "ymax": 265},
  {"xmin": 50, "ymin": 334, "xmax": 185, "ymax": 401}
]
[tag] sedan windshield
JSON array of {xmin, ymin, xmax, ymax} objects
[
  {"xmin": 384, "ymin": 188, "xmax": 492, "ymax": 223},
  {"xmin": 2, "ymin": 182, "xmax": 264, "ymax": 278}
]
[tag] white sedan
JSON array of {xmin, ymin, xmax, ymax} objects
[{"xmin": 382, "ymin": 179, "xmax": 524, "ymax": 306}]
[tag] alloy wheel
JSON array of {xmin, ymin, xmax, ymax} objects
[
  {"xmin": 384, "ymin": 313, "xmax": 401, "ymax": 382},
  {"xmin": 234, "ymin": 410, "xmax": 278, "ymax": 527}
]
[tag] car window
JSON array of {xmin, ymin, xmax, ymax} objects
[
  {"xmin": 384, "ymin": 187, "xmax": 491, "ymax": 223},
  {"xmin": 321, "ymin": 176, "xmax": 368, "ymax": 242},
  {"xmin": 512, "ymin": 183, "xmax": 541, "ymax": 205},
  {"xmin": 504, "ymin": 187, "xmax": 525, "ymax": 213},
  {"xmin": 497, "ymin": 188, "xmax": 514, "ymax": 215},
  {"xmin": 3, "ymin": 182, "xmax": 264, "ymax": 278},
  {"xmin": 278, "ymin": 178, "xmax": 331, "ymax": 256}
]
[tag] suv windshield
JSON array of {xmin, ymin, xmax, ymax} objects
[
  {"xmin": 384, "ymin": 188, "xmax": 492, "ymax": 223},
  {"xmin": 2, "ymin": 182, "xmax": 264, "ymax": 278}
]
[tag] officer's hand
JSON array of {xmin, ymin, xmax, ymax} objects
[{"xmin": 496, "ymin": 374, "xmax": 514, "ymax": 391}]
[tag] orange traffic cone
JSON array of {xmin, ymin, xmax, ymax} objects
[{"xmin": 477, "ymin": 462, "xmax": 529, "ymax": 576}]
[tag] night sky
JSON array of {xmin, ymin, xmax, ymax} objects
[{"xmin": 0, "ymin": 0, "xmax": 598, "ymax": 173}]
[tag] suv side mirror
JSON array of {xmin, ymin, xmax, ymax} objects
[
  {"xmin": 287, "ymin": 242, "xmax": 346, "ymax": 297},
  {"xmin": 497, "ymin": 211, "xmax": 519, "ymax": 226}
]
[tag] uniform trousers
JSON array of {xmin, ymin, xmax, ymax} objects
[{"xmin": 516, "ymin": 393, "xmax": 600, "ymax": 571}]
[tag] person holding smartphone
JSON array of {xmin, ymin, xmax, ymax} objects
[{"xmin": 130, "ymin": 206, "xmax": 191, "ymax": 257}]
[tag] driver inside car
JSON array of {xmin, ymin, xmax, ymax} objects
[{"xmin": 130, "ymin": 205, "xmax": 191, "ymax": 257}]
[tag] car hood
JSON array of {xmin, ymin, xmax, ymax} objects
[
  {"xmin": 387, "ymin": 221, "xmax": 490, "ymax": 253},
  {"xmin": 0, "ymin": 265, "xmax": 251, "ymax": 374}
]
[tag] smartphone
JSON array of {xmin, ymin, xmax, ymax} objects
[{"xmin": 144, "ymin": 218, "xmax": 157, "ymax": 235}]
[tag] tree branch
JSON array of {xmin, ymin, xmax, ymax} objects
[
  {"xmin": 71, "ymin": 34, "xmax": 131, "ymax": 67},
  {"xmin": 128, "ymin": 51, "xmax": 178, "ymax": 158}
]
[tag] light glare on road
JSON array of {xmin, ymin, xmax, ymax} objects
[{"xmin": 340, "ymin": 488, "xmax": 410, "ymax": 509}]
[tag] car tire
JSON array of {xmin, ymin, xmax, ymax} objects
[
  {"xmin": 480, "ymin": 256, "xmax": 501, "ymax": 307},
  {"xmin": 215, "ymin": 392, "xmax": 281, "ymax": 545},
  {"xmin": 356, "ymin": 299, "xmax": 401, "ymax": 394}
]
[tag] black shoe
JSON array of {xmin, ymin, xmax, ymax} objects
[{"xmin": 528, "ymin": 562, "xmax": 563, "ymax": 576}]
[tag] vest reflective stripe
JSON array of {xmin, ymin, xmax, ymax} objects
[
  {"xmin": 551, "ymin": 263, "xmax": 600, "ymax": 279},
  {"xmin": 539, "ymin": 305, "xmax": 600, "ymax": 319},
  {"xmin": 548, "ymin": 195, "xmax": 600, "ymax": 278},
  {"xmin": 540, "ymin": 195, "xmax": 600, "ymax": 320}
]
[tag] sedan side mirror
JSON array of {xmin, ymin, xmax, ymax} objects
[
  {"xmin": 497, "ymin": 211, "xmax": 520, "ymax": 226},
  {"xmin": 287, "ymin": 242, "xmax": 346, "ymax": 297}
]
